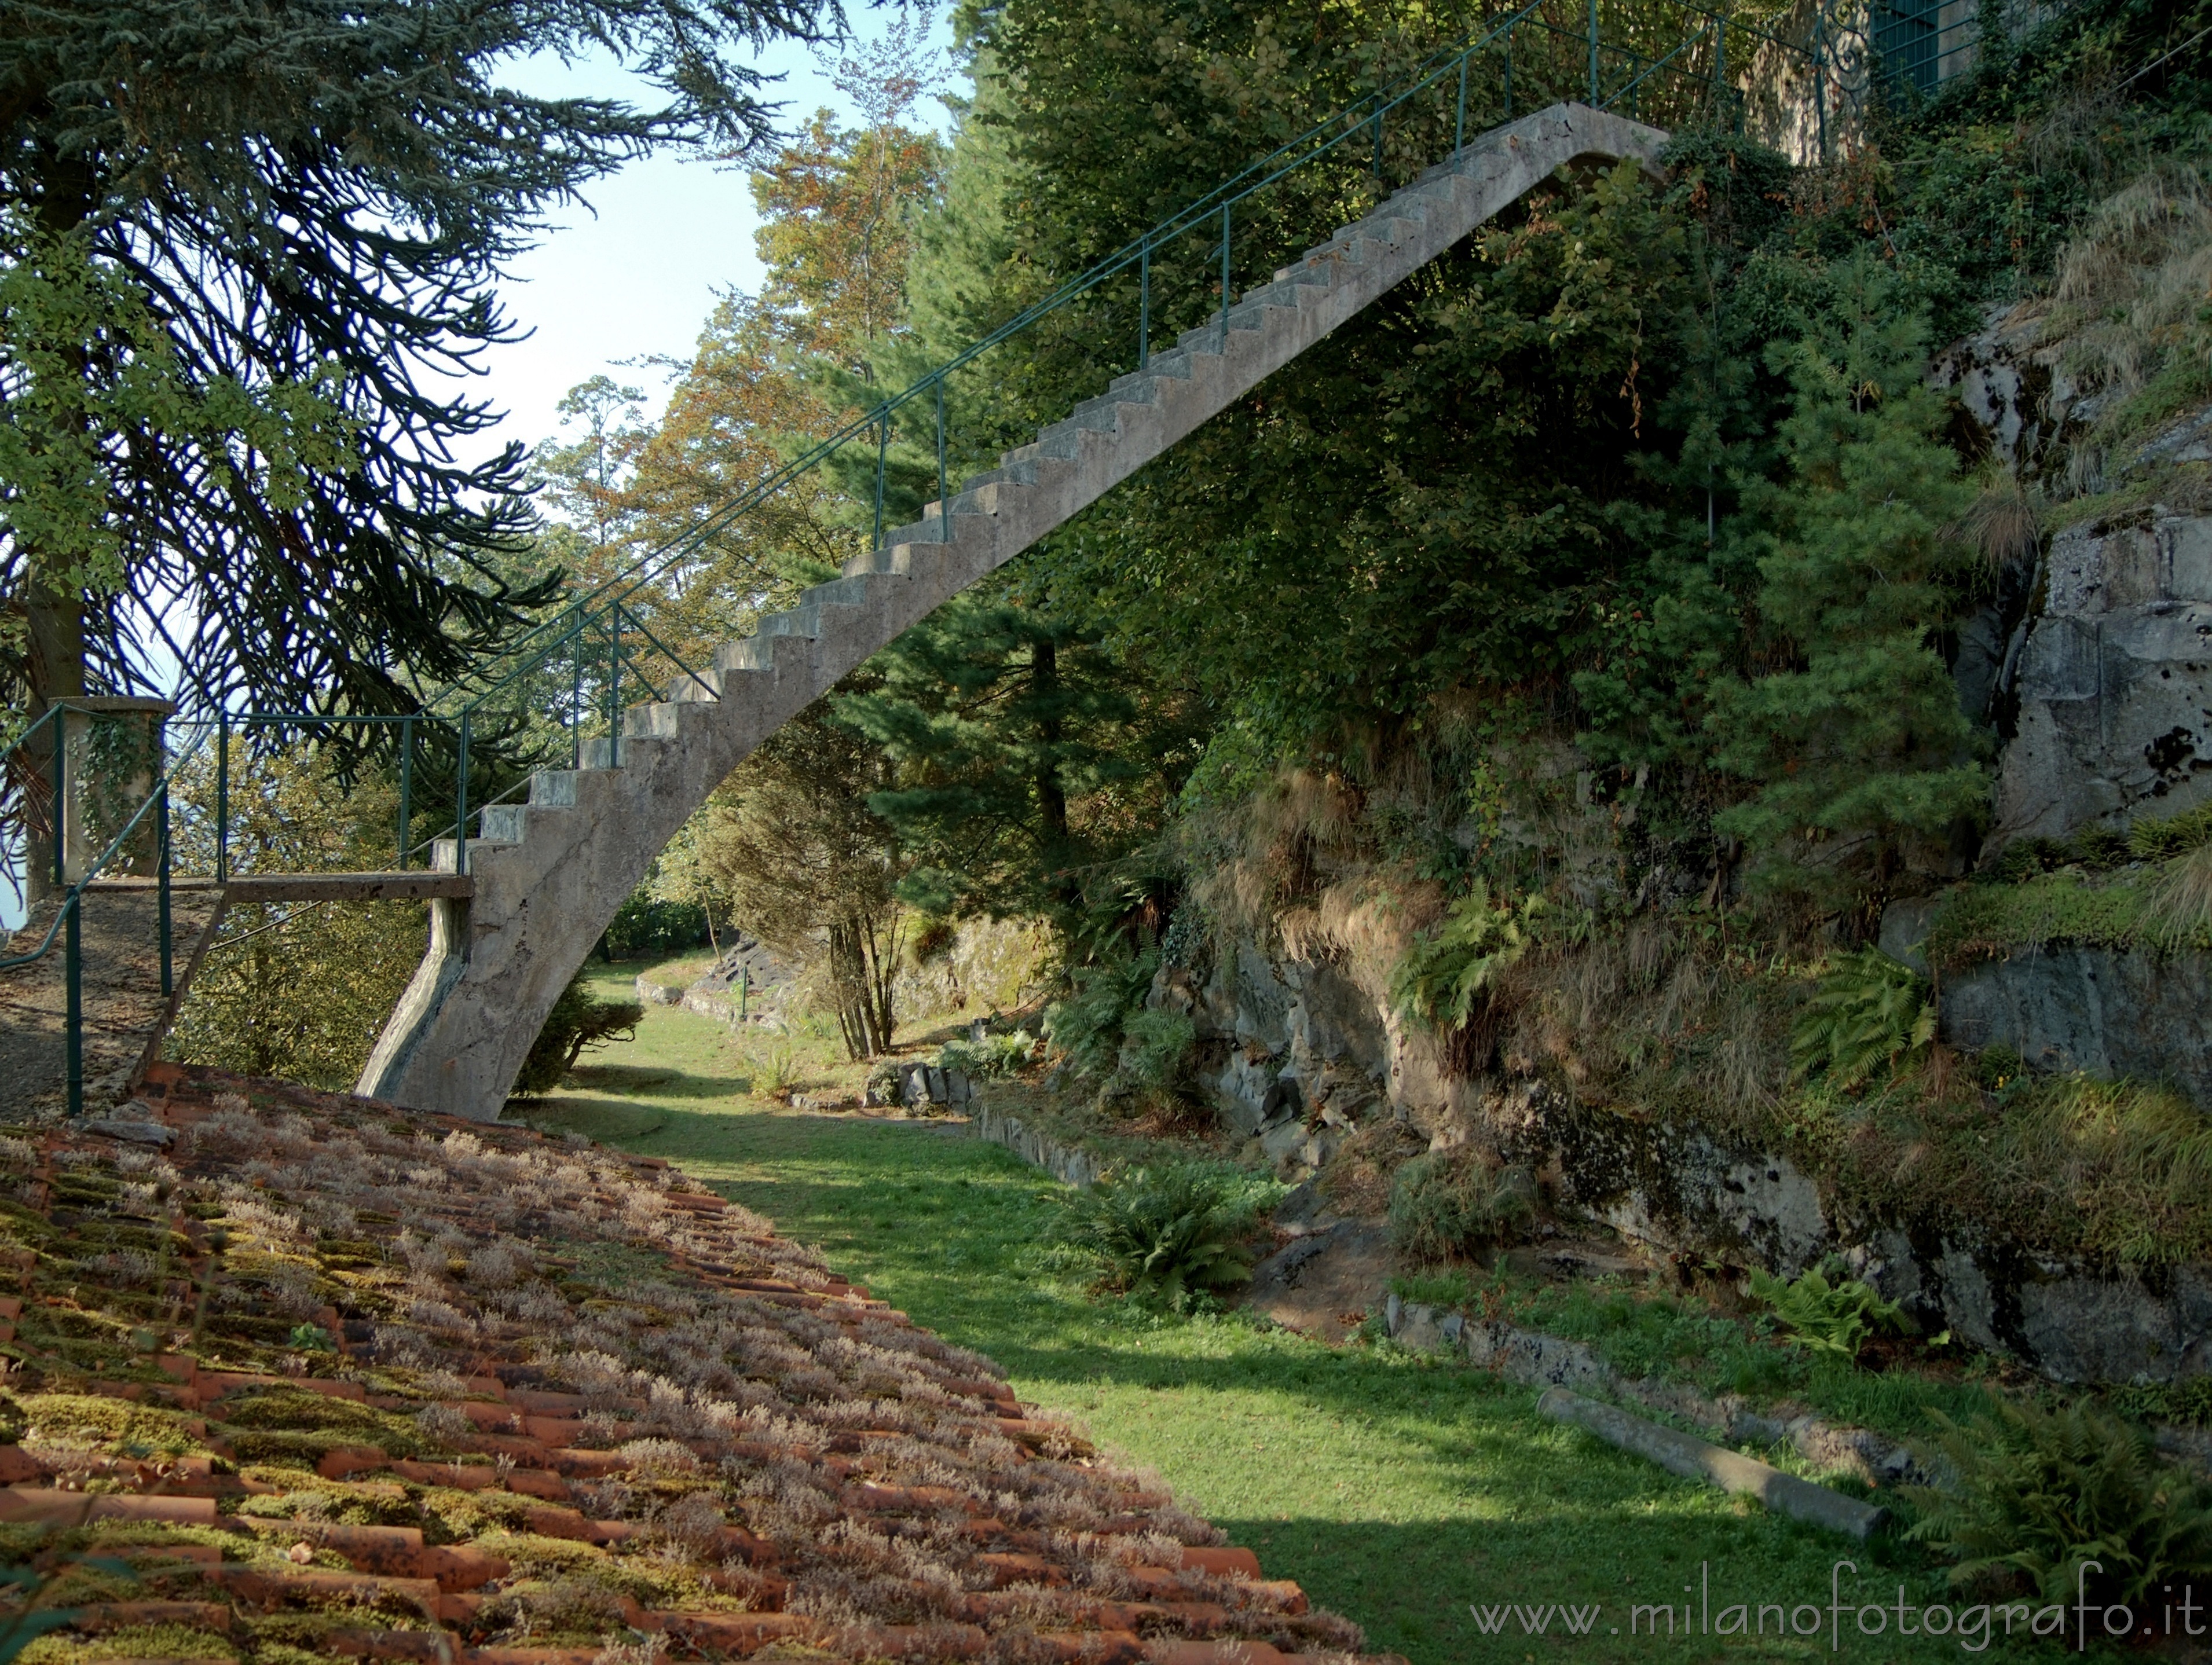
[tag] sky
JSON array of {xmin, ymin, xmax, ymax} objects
[{"xmin": 466, "ymin": 7, "xmax": 957, "ymax": 468}]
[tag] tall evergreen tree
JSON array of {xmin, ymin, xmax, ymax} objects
[
  {"xmin": 1704, "ymin": 253, "xmax": 1986, "ymax": 900},
  {"xmin": 1, "ymin": 0, "xmax": 838, "ymax": 728}
]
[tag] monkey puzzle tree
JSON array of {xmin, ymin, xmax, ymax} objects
[{"xmin": 0, "ymin": 0, "xmax": 841, "ymax": 733}]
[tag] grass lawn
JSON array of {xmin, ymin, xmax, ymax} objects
[{"xmin": 515, "ymin": 963, "xmax": 2050, "ymax": 1663}]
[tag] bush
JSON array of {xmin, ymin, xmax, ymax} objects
[
  {"xmin": 1789, "ymin": 945, "xmax": 1934, "ymax": 1089},
  {"xmin": 1043, "ymin": 945, "xmax": 1159, "ymax": 1080},
  {"xmin": 1747, "ymin": 1258, "xmax": 1909, "ymax": 1363},
  {"xmin": 1386, "ymin": 1149, "xmax": 1535, "ymax": 1261},
  {"xmin": 1389, "ymin": 883, "xmax": 1547, "ymax": 1033},
  {"xmin": 937, "ymin": 1031, "xmax": 1035, "ymax": 1079},
  {"xmin": 1115, "ymin": 1007, "xmax": 1195, "ymax": 1092},
  {"xmin": 602, "ymin": 889, "xmax": 709, "ymax": 960},
  {"xmin": 512, "ymin": 974, "xmax": 643, "ymax": 1096},
  {"xmin": 1049, "ymin": 1162, "xmax": 1277, "ymax": 1309},
  {"xmin": 1908, "ymin": 1398, "xmax": 2212, "ymax": 1607}
]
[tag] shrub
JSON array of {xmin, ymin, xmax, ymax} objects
[
  {"xmin": 1049, "ymin": 1162, "xmax": 1274, "ymax": 1309},
  {"xmin": 1043, "ymin": 945, "xmax": 1160, "ymax": 1080},
  {"xmin": 512, "ymin": 975, "xmax": 643, "ymax": 1097},
  {"xmin": 602, "ymin": 889, "xmax": 709, "ymax": 960},
  {"xmin": 937, "ymin": 1031, "xmax": 1035, "ymax": 1079},
  {"xmin": 1747, "ymin": 1258, "xmax": 1909, "ymax": 1363},
  {"xmin": 1389, "ymin": 883, "xmax": 1546, "ymax": 1033},
  {"xmin": 2129, "ymin": 802, "xmax": 2212, "ymax": 861},
  {"xmin": 1115, "ymin": 1007, "xmax": 1195, "ymax": 1093},
  {"xmin": 1908, "ymin": 1398, "xmax": 2212, "ymax": 1607},
  {"xmin": 1386, "ymin": 1150, "xmax": 1535, "ymax": 1261},
  {"xmin": 1789, "ymin": 945, "xmax": 1934, "ymax": 1089}
]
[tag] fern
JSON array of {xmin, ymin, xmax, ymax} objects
[
  {"xmin": 1390, "ymin": 883, "xmax": 1547, "ymax": 1032},
  {"xmin": 1049, "ymin": 1164, "xmax": 1262, "ymax": 1310},
  {"xmin": 1789, "ymin": 945, "xmax": 1935, "ymax": 1089},
  {"xmin": 1747, "ymin": 1258, "xmax": 1909, "ymax": 1363},
  {"xmin": 1908, "ymin": 1399, "xmax": 2212, "ymax": 1607}
]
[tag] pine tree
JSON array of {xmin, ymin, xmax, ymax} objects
[
  {"xmin": 834, "ymin": 591, "xmax": 1191, "ymax": 923},
  {"xmin": 1705, "ymin": 252, "xmax": 1987, "ymax": 900}
]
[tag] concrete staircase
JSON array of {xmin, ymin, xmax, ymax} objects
[{"xmin": 359, "ymin": 103, "xmax": 1668, "ymax": 1120}]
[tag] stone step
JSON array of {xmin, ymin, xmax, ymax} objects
[{"xmin": 357, "ymin": 105, "xmax": 1675, "ymax": 1118}]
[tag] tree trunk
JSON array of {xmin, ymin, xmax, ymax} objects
[{"xmin": 1030, "ymin": 637, "xmax": 1077, "ymax": 911}]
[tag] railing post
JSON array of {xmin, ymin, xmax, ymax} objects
[
  {"xmin": 214, "ymin": 709, "xmax": 228, "ymax": 886},
  {"xmin": 1371, "ymin": 107, "xmax": 1383, "ymax": 178},
  {"xmin": 1814, "ymin": 6, "xmax": 1829, "ymax": 164},
  {"xmin": 455, "ymin": 710, "xmax": 471, "ymax": 877},
  {"xmin": 398, "ymin": 716, "xmax": 413, "ymax": 871},
  {"xmin": 50, "ymin": 710, "xmax": 65, "ymax": 892},
  {"xmin": 935, "ymin": 378, "xmax": 948, "ymax": 542},
  {"xmin": 872, "ymin": 415, "xmax": 887, "ymax": 550},
  {"xmin": 64, "ymin": 892, "xmax": 81, "ymax": 1119},
  {"xmin": 606, "ymin": 604, "xmax": 622, "ymax": 771},
  {"xmin": 570, "ymin": 606, "xmax": 584, "ymax": 770},
  {"xmin": 1456, "ymin": 54, "xmax": 1468, "ymax": 152},
  {"xmin": 157, "ymin": 785, "xmax": 172, "ymax": 1000},
  {"xmin": 1506, "ymin": 25, "xmax": 1515, "ymax": 118},
  {"xmin": 1589, "ymin": 0, "xmax": 1601, "ymax": 103},
  {"xmin": 1138, "ymin": 243, "xmax": 1151, "ymax": 371},
  {"xmin": 1218, "ymin": 204, "xmax": 1231, "ymax": 351}
]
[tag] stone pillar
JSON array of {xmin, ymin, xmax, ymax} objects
[{"xmin": 18, "ymin": 698, "xmax": 172, "ymax": 906}]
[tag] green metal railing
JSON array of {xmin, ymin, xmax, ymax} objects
[
  {"xmin": 13, "ymin": 0, "xmax": 1833, "ymax": 998},
  {"xmin": 1, "ymin": 706, "xmax": 210, "ymax": 1118},
  {"xmin": 313, "ymin": 0, "xmax": 1813, "ymax": 878}
]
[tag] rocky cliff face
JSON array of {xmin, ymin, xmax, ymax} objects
[
  {"xmin": 1155, "ymin": 338, "xmax": 2212, "ymax": 1385},
  {"xmin": 1990, "ymin": 508, "xmax": 2212, "ymax": 844},
  {"xmin": 1938, "ymin": 307, "xmax": 2212, "ymax": 850}
]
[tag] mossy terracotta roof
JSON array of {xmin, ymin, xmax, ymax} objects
[{"xmin": 0, "ymin": 1065, "xmax": 1391, "ymax": 1665}]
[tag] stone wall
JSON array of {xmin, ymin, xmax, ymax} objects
[
  {"xmin": 1167, "ymin": 925, "xmax": 2212, "ymax": 1383},
  {"xmin": 1940, "ymin": 942, "xmax": 2212, "ymax": 1102}
]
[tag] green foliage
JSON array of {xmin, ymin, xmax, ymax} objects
[
  {"xmin": 838, "ymin": 593, "xmax": 1193, "ymax": 925},
  {"xmin": 513, "ymin": 975, "xmax": 643, "ymax": 1098},
  {"xmin": 2129, "ymin": 803, "xmax": 2212, "ymax": 861},
  {"xmin": 1388, "ymin": 884, "xmax": 1548, "ymax": 1033},
  {"xmin": 1048, "ymin": 1162, "xmax": 1273, "ymax": 1309},
  {"xmin": 1920, "ymin": 867, "xmax": 2212, "ymax": 968},
  {"xmin": 166, "ymin": 746, "xmax": 424, "ymax": 1091},
  {"xmin": 1042, "ymin": 945, "xmax": 1160, "ymax": 1081},
  {"xmin": 601, "ymin": 890, "xmax": 710, "ymax": 961},
  {"xmin": 1907, "ymin": 1399, "xmax": 2212, "ymax": 1607},
  {"xmin": 1746, "ymin": 1259, "xmax": 1910, "ymax": 1363},
  {"xmin": 2, "ymin": 0, "xmax": 828, "ymax": 718},
  {"xmin": 0, "ymin": 208, "xmax": 354, "ymax": 643},
  {"xmin": 286, "ymin": 1325, "xmax": 335, "ymax": 1354},
  {"xmin": 937, "ymin": 1031, "xmax": 1035, "ymax": 1079},
  {"xmin": 1705, "ymin": 254, "xmax": 1987, "ymax": 889},
  {"xmin": 1386, "ymin": 1150, "xmax": 1535, "ymax": 1262},
  {"xmin": 1789, "ymin": 946, "xmax": 1936, "ymax": 1089},
  {"xmin": 1114, "ymin": 1008, "xmax": 1195, "ymax": 1094}
]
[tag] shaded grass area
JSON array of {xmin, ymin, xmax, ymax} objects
[
  {"xmin": 517, "ymin": 976, "xmax": 2039, "ymax": 1663},
  {"xmin": 1390, "ymin": 1267, "xmax": 2013, "ymax": 1447}
]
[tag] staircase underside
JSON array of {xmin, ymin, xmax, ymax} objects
[{"xmin": 318, "ymin": 103, "xmax": 1671, "ymax": 1120}]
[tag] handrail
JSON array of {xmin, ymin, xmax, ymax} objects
[
  {"xmin": 426, "ymin": 0, "xmax": 1811, "ymax": 726},
  {"xmin": 197, "ymin": 0, "xmax": 1826, "ymax": 889},
  {"xmin": 0, "ymin": 716, "xmax": 212, "ymax": 1119},
  {"xmin": 0, "ymin": 722, "xmax": 211, "ymax": 975}
]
